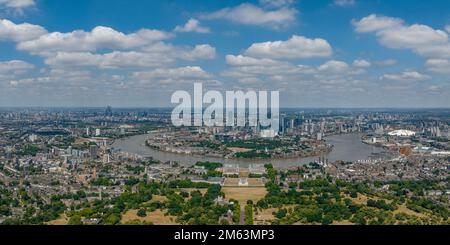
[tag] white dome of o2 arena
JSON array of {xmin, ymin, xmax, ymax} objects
[{"xmin": 387, "ymin": 130, "xmax": 416, "ymax": 137}]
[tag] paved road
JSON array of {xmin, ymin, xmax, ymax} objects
[{"xmin": 239, "ymin": 206, "xmax": 245, "ymax": 225}]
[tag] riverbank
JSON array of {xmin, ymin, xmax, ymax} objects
[
  {"xmin": 111, "ymin": 133, "xmax": 385, "ymax": 168},
  {"xmin": 144, "ymin": 140, "xmax": 333, "ymax": 161}
]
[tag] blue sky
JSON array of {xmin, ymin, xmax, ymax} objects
[{"xmin": 0, "ymin": 0, "xmax": 449, "ymax": 107}]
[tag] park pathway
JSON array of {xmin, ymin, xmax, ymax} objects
[{"xmin": 239, "ymin": 206, "xmax": 245, "ymax": 225}]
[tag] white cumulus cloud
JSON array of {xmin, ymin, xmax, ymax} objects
[
  {"xmin": 353, "ymin": 14, "xmax": 450, "ymax": 58},
  {"xmin": 0, "ymin": 59, "xmax": 34, "ymax": 74},
  {"xmin": 174, "ymin": 18, "xmax": 210, "ymax": 33},
  {"xmin": 200, "ymin": 3, "xmax": 297, "ymax": 29},
  {"xmin": 226, "ymin": 54, "xmax": 285, "ymax": 66},
  {"xmin": 381, "ymin": 70, "xmax": 431, "ymax": 82},
  {"xmin": 44, "ymin": 43, "xmax": 215, "ymax": 69},
  {"xmin": 318, "ymin": 60, "xmax": 349, "ymax": 73},
  {"xmin": 0, "ymin": 19, "xmax": 47, "ymax": 42},
  {"xmin": 17, "ymin": 26, "xmax": 173, "ymax": 55},
  {"xmin": 0, "ymin": 0, "xmax": 34, "ymax": 8},
  {"xmin": 425, "ymin": 59, "xmax": 450, "ymax": 74},
  {"xmin": 133, "ymin": 66, "xmax": 211, "ymax": 80},
  {"xmin": 353, "ymin": 59, "xmax": 371, "ymax": 67},
  {"xmin": 244, "ymin": 35, "xmax": 332, "ymax": 59},
  {"xmin": 352, "ymin": 14, "xmax": 403, "ymax": 32}
]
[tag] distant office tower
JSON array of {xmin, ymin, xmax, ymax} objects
[
  {"xmin": 89, "ymin": 145, "xmax": 98, "ymax": 159},
  {"xmin": 375, "ymin": 124, "xmax": 384, "ymax": 134},
  {"xmin": 280, "ymin": 116, "xmax": 286, "ymax": 134},
  {"xmin": 95, "ymin": 128, "xmax": 101, "ymax": 136},
  {"xmin": 435, "ymin": 127, "xmax": 441, "ymax": 137},
  {"xmin": 86, "ymin": 127, "xmax": 90, "ymax": 136},
  {"xmin": 309, "ymin": 123, "xmax": 315, "ymax": 135},
  {"xmin": 105, "ymin": 106, "xmax": 113, "ymax": 117}
]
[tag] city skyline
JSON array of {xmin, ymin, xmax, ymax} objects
[{"xmin": 0, "ymin": 0, "xmax": 450, "ymax": 107}]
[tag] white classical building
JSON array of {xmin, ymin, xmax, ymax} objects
[
  {"xmin": 223, "ymin": 164, "xmax": 239, "ymax": 176},
  {"xmin": 248, "ymin": 164, "xmax": 266, "ymax": 175}
]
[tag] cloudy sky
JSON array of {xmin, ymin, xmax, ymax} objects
[{"xmin": 0, "ymin": 0, "xmax": 449, "ymax": 107}]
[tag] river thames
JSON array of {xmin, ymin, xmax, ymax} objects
[{"xmin": 112, "ymin": 133, "xmax": 385, "ymax": 168}]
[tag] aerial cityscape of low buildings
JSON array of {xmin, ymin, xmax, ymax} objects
[{"xmin": 0, "ymin": 107, "xmax": 448, "ymax": 225}]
